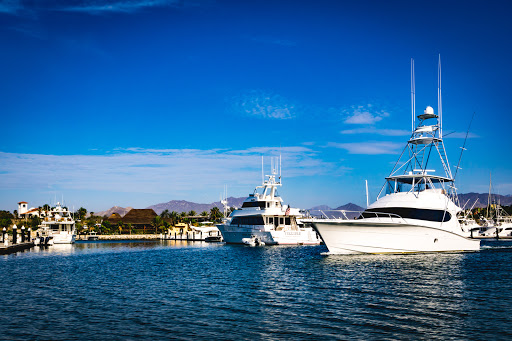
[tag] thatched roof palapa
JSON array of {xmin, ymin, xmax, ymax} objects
[{"xmin": 121, "ymin": 209, "xmax": 157, "ymax": 225}]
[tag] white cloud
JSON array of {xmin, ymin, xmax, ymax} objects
[
  {"xmin": 230, "ymin": 90, "xmax": 297, "ymax": 120},
  {"xmin": 341, "ymin": 104, "xmax": 390, "ymax": 125},
  {"xmin": 340, "ymin": 127, "xmax": 410, "ymax": 136},
  {"xmin": 0, "ymin": 147, "xmax": 335, "ymax": 196},
  {"xmin": 328, "ymin": 141, "xmax": 403, "ymax": 155}
]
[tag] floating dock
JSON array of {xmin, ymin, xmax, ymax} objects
[{"xmin": 0, "ymin": 242, "xmax": 34, "ymax": 255}]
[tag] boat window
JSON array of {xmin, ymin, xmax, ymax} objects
[
  {"xmin": 268, "ymin": 217, "xmax": 273, "ymax": 224},
  {"xmin": 285, "ymin": 217, "xmax": 291, "ymax": 225},
  {"xmin": 280, "ymin": 218, "xmax": 284, "ymax": 225},
  {"xmin": 231, "ymin": 216, "xmax": 265, "ymax": 225},
  {"xmin": 358, "ymin": 207, "xmax": 452, "ymax": 222},
  {"xmin": 241, "ymin": 201, "xmax": 266, "ymax": 209}
]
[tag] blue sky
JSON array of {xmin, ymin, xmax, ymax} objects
[{"xmin": 1, "ymin": 0, "xmax": 511, "ymax": 212}]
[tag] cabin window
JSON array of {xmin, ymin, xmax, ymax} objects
[
  {"xmin": 268, "ymin": 217, "xmax": 273, "ymax": 224},
  {"xmin": 231, "ymin": 216, "xmax": 265, "ymax": 225},
  {"xmin": 241, "ymin": 201, "xmax": 266, "ymax": 209},
  {"xmin": 358, "ymin": 207, "xmax": 452, "ymax": 222},
  {"xmin": 285, "ymin": 217, "xmax": 291, "ymax": 225}
]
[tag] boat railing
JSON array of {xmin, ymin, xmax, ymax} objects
[
  {"xmin": 308, "ymin": 209, "xmax": 363, "ymax": 220},
  {"xmin": 358, "ymin": 211, "xmax": 406, "ymax": 223},
  {"xmin": 308, "ymin": 209, "xmax": 407, "ymax": 223}
]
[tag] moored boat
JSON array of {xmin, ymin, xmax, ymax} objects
[
  {"xmin": 309, "ymin": 57, "xmax": 480, "ymax": 254},
  {"xmin": 37, "ymin": 202, "xmax": 76, "ymax": 244},
  {"xmin": 216, "ymin": 158, "xmax": 321, "ymax": 245}
]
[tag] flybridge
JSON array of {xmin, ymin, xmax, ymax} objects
[{"xmin": 378, "ymin": 55, "xmax": 456, "ymax": 199}]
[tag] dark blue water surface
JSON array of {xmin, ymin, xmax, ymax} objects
[{"xmin": 2, "ymin": 240, "xmax": 512, "ymax": 340}]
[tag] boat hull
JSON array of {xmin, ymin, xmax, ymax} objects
[
  {"xmin": 311, "ymin": 220, "xmax": 480, "ymax": 254},
  {"xmin": 217, "ymin": 225, "xmax": 320, "ymax": 245},
  {"xmin": 52, "ymin": 233, "xmax": 76, "ymax": 244}
]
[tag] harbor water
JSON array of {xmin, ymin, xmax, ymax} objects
[{"xmin": 2, "ymin": 240, "xmax": 512, "ymax": 340}]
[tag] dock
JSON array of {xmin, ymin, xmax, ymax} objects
[{"xmin": 0, "ymin": 242, "xmax": 34, "ymax": 255}]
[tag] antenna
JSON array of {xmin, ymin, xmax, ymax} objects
[
  {"xmin": 261, "ymin": 156, "xmax": 264, "ymax": 184},
  {"xmin": 411, "ymin": 58, "xmax": 415, "ymax": 131},
  {"xmin": 438, "ymin": 54, "xmax": 442, "ymax": 138},
  {"xmin": 365, "ymin": 180, "xmax": 369, "ymax": 208},
  {"xmin": 454, "ymin": 112, "xmax": 475, "ymax": 180},
  {"xmin": 279, "ymin": 153, "xmax": 282, "ymax": 183}
]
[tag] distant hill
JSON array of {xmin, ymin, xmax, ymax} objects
[
  {"xmin": 335, "ymin": 203, "xmax": 364, "ymax": 211},
  {"xmin": 309, "ymin": 203, "xmax": 364, "ymax": 219},
  {"xmin": 94, "ymin": 206, "xmax": 133, "ymax": 218},
  {"xmin": 146, "ymin": 197, "xmax": 246, "ymax": 215},
  {"xmin": 458, "ymin": 193, "xmax": 512, "ymax": 208}
]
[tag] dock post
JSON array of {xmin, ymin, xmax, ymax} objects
[
  {"xmin": 28, "ymin": 228, "xmax": 31, "ymax": 242},
  {"xmin": 21, "ymin": 226, "xmax": 25, "ymax": 242},
  {"xmin": 13, "ymin": 225, "xmax": 17, "ymax": 244},
  {"xmin": 2, "ymin": 227, "xmax": 5, "ymax": 243}
]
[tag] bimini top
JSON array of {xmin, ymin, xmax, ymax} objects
[{"xmin": 386, "ymin": 173, "xmax": 453, "ymax": 184}]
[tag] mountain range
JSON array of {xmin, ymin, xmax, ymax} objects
[
  {"xmin": 457, "ymin": 193, "xmax": 512, "ymax": 208},
  {"xmin": 95, "ymin": 192, "xmax": 512, "ymax": 217}
]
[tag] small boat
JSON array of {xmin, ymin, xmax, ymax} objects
[
  {"xmin": 204, "ymin": 235, "xmax": 223, "ymax": 242},
  {"xmin": 33, "ymin": 226, "xmax": 54, "ymax": 246},
  {"xmin": 88, "ymin": 231, "xmax": 99, "ymax": 241},
  {"xmin": 242, "ymin": 236, "xmax": 265, "ymax": 246}
]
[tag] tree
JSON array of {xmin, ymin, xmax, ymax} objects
[
  {"xmin": 160, "ymin": 209, "xmax": 170, "ymax": 219},
  {"xmin": 210, "ymin": 207, "xmax": 223, "ymax": 222},
  {"xmin": 0, "ymin": 210, "xmax": 14, "ymax": 228},
  {"xmin": 170, "ymin": 211, "xmax": 178, "ymax": 226},
  {"xmin": 13, "ymin": 210, "xmax": 18, "ymax": 218},
  {"xmin": 188, "ymin": 210, "xmax": 196, "ymax": 217},
  {"xmin": 77, "ymin": 207, "xmax": 87, "ymax": 221},
  {"xmin": 29, "ymin": 215, "xmax": 41, "ymax": 229},
  {"xmin": 101, "ymin": 220, "xmax": 112, "ymax": 234},
  {"xmin": 200, "ymin": 211, "xmax": 208, "ymax": 217}
]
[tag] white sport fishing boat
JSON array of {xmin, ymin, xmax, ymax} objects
[
  {"xmin": 217, "ymin": 158, "xmax": 321, "ymax": 245},
  {"xmin": 37, "ymin": 202, "xmax": 76, "ymax": 244},
  {"xmin": 310, "ymin": 57, "xmax": 480, "ymax": 254}
]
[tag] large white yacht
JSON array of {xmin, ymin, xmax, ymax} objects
[
  {"xmin": 37, "ymin": 202, "xmax": 76, "ymax": 244},
  {"xmin": 310, "ymin": 58, "xmax": 480, "ymax": 254},
  {"xmin": 217, "ymin": 159, "xmax": 321, "ymax": 245}
]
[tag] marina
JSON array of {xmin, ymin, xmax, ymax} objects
[{"xmin": 2, "ymin": 239, "xmax": 512, "ymax": 340}]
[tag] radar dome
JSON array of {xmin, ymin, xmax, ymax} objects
[{"xmin": 424, "ymin": 106, "xmax": 434, "ymax": 115}]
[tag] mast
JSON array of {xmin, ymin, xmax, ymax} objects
[
  {"xmin": 411, "ymin": 58, "xmax": 415, "ymax": 131},
  {"xmin": 438, "ymin": 54, "xmax": 442, "ymax": 138},
  {"xmin": 487, "ymin": 172, "xmax": 492, "ymax": 219}
]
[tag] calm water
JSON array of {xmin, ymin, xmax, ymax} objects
[{"xmin": 2, "ymin": 240, "xmax": 512, "ymax": 340}]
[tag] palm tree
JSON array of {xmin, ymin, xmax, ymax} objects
[
  {"xmin": 170, "ymin": 211, "xmax": 178, "ymax": 226},
  {"xmin": 200, "ymin": 211, "xmax": 208, "ymax": 217},
  {"xmin": 210, "ymin": 207, "xmax": 223, "ymax": 222},
  {"xmin": 160, "ymin": 209, "xmax": 170, "ymax": 219},
  {"xmin": 188, "ymin": 210, "xmax": 196, "ymax": 217}
]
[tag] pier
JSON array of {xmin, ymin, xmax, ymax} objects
[{"xmin": 0, "ymin": 242, "xmax": 34, "ymax": 255}]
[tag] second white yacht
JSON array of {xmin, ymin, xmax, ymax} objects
[{"xmin": 217, "ymin": 159, "xmax": 321, "ymax": 245}]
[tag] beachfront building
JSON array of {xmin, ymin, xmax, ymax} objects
[{"xmin": 17, "ymin": 201, "xmax": 45, "ymax": 219}]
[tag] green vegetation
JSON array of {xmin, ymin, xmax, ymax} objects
[{"xmin": 0, "ymin": 210, "xmax": 14, "ymax": 228}]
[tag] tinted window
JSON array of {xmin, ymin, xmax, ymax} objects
[
  {"xmin": 241, "ymin": 201, "xmax": 266, "ymax": 209},
  {"xmin": 358, "ymin": 207, "xmax": 452, "ymax": 222},
  {"xmin": 231, "ymin": 216, "xmax": 265, "ymax": 225}
]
